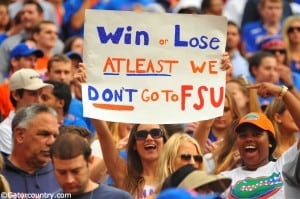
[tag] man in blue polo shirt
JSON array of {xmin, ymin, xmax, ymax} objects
[{"xmin": 242, "ymin": 0, "xmax": 283, "ymax": 56}]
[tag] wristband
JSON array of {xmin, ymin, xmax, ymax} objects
[{"xmin": 278, "ymin": 85, "xmax": 288, "ymax": 99}]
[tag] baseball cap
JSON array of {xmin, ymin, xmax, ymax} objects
[
  {"xmin": 259, "ymin": 35, "xmax": 285, "ymax": 50},
  {"xmin": 65, "ymin": 51, "xmax": 82, "ymax": 62},
  {"xmin": 235, "ymin": 112, "xmax": 275, "ymax": 137},
  {"xmin": 161, "ymin": 164, "xmax": 231, "ymax": 193},
  {"xmin": 9, "ymin": 68, "xmax": 53, "ymax": 91},
  {"xmin": 10, "ymin": 43, "xmax": 44, "ymax": 59},
  {"xmin": 157, "ymin": 188, "xmax": 220, "ymax": 199}
]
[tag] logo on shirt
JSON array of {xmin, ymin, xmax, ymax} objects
[{"xmin": 228, "ymin": 172, "xmax": 283, "ymax": 199}]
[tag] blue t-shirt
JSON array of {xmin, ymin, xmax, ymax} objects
[
  {"xmin": 242, "ymin": 21, "xmax": 282, "ymax": 53},
  {"xmin": 63, "ymin": 0, "xmax": 106, "ymax": 37},
  {"xmin": 208, "ymin": 130, "xmax": 218, "ymax": 142},
  {"xmin": 0, "ymin": 34, "xmax": 8, "ymax": 45},
  {"xmin": 68, "ymin": 98, "xmax": 95, "ymax": 136},
  {"xmin": 63, "ymin": 114, "xmax": 88, "ymax": 129},
  {"xmin": 51, "ymin": 184, "xmax": 132, "ymax": 199},
  {"xmin": 107, "ymin": 150, "xmax": 127, "ymax": 185},
  {"xmin": 103, "ymin": 0, "xmax": 154, "ymax": 10},
  {"xmin": 291, "ymin": 72, "xmax": 300, "ymax": 91},
  {"xmin": 290, "ymin": 60, "xmax": 300, "ymax": 74}
]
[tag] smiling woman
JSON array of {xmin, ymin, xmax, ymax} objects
[
  {"xmin": 282, "ymin": 15, "xmax": 300, "ymax": 74},
  {"xmin": 156, "ymin": 133, "xmax": 204, "ymax": 194},
  {"xmin": 219, "ymin": 81, "xmax": 300, "ymax": 199},
  {"xmin": 235, "ymin": 113, "xmax": 277, "ymax": 165},
  {"xmin": 91, "ymin": 120, "xmax": 168, "ymax": 198}
]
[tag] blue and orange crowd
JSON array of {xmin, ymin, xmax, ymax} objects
[{"xmin": 0, "ymin": 0, "xmax": 300, "ymax": 199}]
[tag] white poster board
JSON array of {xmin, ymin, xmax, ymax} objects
[{"xmin": 82, "ymin": 10, "xmax": 227, "ymax": 124}]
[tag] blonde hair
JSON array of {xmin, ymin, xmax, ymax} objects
[
  {"xmin": 156, "ymin": 133, "xmax": 203, "ymax": 192},
  {"xmin": 265, "ymin": 99, "xmax": 298, "ymax": 158},
  {"xmin": 107, "ymin": 122, "xmax": 122, "ymax": 145},
  {"xmin": 0, "ymin": 155, "xmax": 10, "ymax": 192},
  {"xmin": 0, "ymin": 175, "xmax": 10, "ymax": 193},
  {"xmin": 212, "ymin": 119, "xmax": 240, "ymax": 174},
  {"xmin": 95, "ymin": 122, "xmax": 129, "ymax": 150},
  {"xmin": 211, "ymin": 91, "xmax": 243, "ymax": 173},
  {"xmin": 282, "ymin": 16, "xmax": 300, "ymax": 64}
]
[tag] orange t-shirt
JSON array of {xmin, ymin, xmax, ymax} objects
[
  {"xmin": 0, "ymin": 83, "xmax": 14, "ymax": 120},
  {"xmin": 36, "ymin": 56, "xmax": 50, "ymax": 79}
]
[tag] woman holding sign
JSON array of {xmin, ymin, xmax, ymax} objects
[
  {"xmin": 74, "ymin": 52, "xmax": 233, "ymax": 198},
  {"xmin": 92, "ymin": 121, "xmax": 169, "ymax": 198},
  {"xmin": 75, "ymin": 64, "xmax": 169, "ymax": 198}
]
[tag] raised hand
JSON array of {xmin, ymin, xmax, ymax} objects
[
  {"xmin": 247, "ymin": 82, "xmax": 282, "ymax": 98},
  {"xmin": 221, "ymin": 52, "xmax": 233, "ymax": 76},
  {"xmin": 73, "ymin": 63, "xmax": 87, "ymax": 83}
]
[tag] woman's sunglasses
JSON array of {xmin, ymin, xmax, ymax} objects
[
  {"xmin": 179, "ymin": 153, "xmax": 203, "ymax": 163},
  {"xmin": 135, "ymin": 128, "xmax": 163, "ymax": 140},
  {"xmin": 287, "ymin": 26, "xmax": 300, "ymax": 34},
  {"xmin": 265, "ymin": 49, "xmax": 286, "ymax": 55}
]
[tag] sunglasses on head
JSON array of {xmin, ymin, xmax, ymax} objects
[
  {"xmin": 266, "ymin": 49, "xmax": 286, "ymax": 55},
  {"xmin": 135, "ymin": 128, "xmax": 163, "ymax": 140},
  {"xmin": 179, "ymin": 154, "xmax": 203, "ymax": 163},
  {"xmin": 287, "ymin": 26, "xmax": 300, "ymax": 34}
]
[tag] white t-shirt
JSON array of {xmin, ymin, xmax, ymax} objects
[
  {"xmin": 135, "ymin": 185, "xmax": 155, "ymax": 199},
  {"xmin": 91, "ymin": 139, "xmax": 103, "ymax": 158},
  {"xmin": 221, "ymin": 143, "xmax": 298, "ymax": 199},
  {"xmin": 283, "ymin": 150, "xmax": 300, "ymax": 199},
  {"xmin": 203, "ymin": 153, "xmax": 215, "ymax": 174},
  {"xmin": 0, "ymin": 111, "xmax": 15, "ymax": 155}
]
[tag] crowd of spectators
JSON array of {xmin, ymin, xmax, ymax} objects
[{"xmin": 1, "ymin": 0, "xmax": 300, "ymax": 199}]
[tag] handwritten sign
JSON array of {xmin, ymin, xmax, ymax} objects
[{"xmin": 82, "ymin": 10, "xmax": 227, "ymax": 124}]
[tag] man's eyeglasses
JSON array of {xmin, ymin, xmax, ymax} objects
[
  {"xmin": 179, "ymin": 154, "xmax": 203, "ymax": 163},
  {"xmin": 135, "ymin": 128, "xmax": 163, "ymax": 140},
  {"xmin": 287, "ymin": 26, "xmax": 300, "ymax": 34},
  {"xmin": 265, "ymin": 49, "xmax": 286, "ymax": 55}
]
